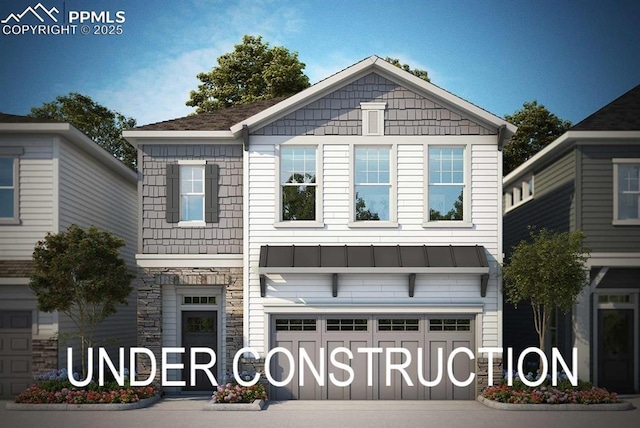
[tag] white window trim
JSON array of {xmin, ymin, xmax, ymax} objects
[
  {"xmin": 360, "ymin": 102, "xmax": 386, "ymax": 136},
  {"xmin": 349, "ymin": 143, "xmax": 398, "ymax": 227},
  {"xmin": 0, "ymin": 151, "xmax": 21, "ymax": 225},
  {"xmin": 177, "ymin": 159, "xmax": 206, "ymax": 227},
  {"xmin": 612, "ymin": 158, "xmax": 640, "ymax": 225},
  {"xmin": 274, "ymin": 143, "xmax": 324, "ymax": 227},
  {"xmin": 423, "ymin": 143, "xmax": 472, "ymax": 227}
]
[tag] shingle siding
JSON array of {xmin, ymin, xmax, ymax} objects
[
  {"xmin": 253, "ymin": 73, "xmax": 494, "ymax": 136},
  {"xmin": 140, "ymin": 143, "xmax": 243, "ymax": 254}
]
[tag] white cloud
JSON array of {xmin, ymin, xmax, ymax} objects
[{"xmin": 93, "ymin": 0, "xmax": 307, "ymax": 125}]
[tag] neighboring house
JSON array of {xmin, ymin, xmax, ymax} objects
[
  {"xmin": 0, "ymin": 113, "xmax": 137, "ymax": 398},
  {"xmin": 126, "ymin": 56, "xmax": 516, "ymax": 399},
  {"xmin": 503, "ymin": 84, "xmax": 640, "ymax": 394}
]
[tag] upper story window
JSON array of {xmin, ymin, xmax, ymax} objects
[
  {"xmin": 280, "ymin": 146, "xmax": 317, "ymax": 221},
  {"xmin": 0, "ymin": 147, "xmax": 22, "ymax": 225},
  {"xmin": 427, "ymin": 146, "xmax": 465, "ymax": 221},
  {"xmin": 613, "ymin": 159, "xmax": 640, "ymax": 224},
  {"xmin": 180, "ymin": 165, "xmax": 205, "ymax": 222},
  {"xmin": 354, "ymin": 146, "xmax": 391, "ymax": 221},
  {"xmin": 166, "ymin": 161, "xmax": 219, "ymax": 226}
]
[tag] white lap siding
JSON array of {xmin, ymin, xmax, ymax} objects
[{"xmin": 246, "ymin": 137, "xmax": 502, "ymax": 353}]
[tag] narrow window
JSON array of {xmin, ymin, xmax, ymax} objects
[
  {"xmin": 354, "ymin": 146, "xmax": 390, "ymax": 221},
  {"xmin": 428, "ymin": 147, "xmax": 465, "ymax": 221},
  {"xmin": 0, "ymin": 157, "xmax": 15, "ymax": 219},
  {"xmin": 280, "ymin": 146, "xmax": 317, "ymax": 221},
  {"xmin": 180, "ymin": 165, "xmax": 205, "ymax": 222}
]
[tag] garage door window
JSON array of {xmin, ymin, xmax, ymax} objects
[
  {"xmin": 326, "ymin": 318, "xmax": 368, "ymax": 331},
  {"xmin": 377, "ymin": 318, "xmax": 419, "ymax": 331},
  {"xmin": 275, "ymin": 319, "xmax": 317, "ymax": 331},
  {"xmin": 429, "ymin": 319, "xmax": 470, "ymax": 332}
]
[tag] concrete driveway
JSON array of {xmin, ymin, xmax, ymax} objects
[{"xmin": 2, "ymin": 396, "xmax": 639, "ymax": 428}]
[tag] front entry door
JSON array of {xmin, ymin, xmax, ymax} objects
[
  {"xmin": 182, "ymin": 311, "xmax": 217, "ymax": 391},
  {"xmin": 598, "ymin": 309, "xmax": 634, "ymax": 393}
]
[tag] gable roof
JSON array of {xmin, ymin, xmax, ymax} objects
[
  {"xmin": 230, "ymin": 56, "xmax": 516, "ymax": 137},
  {"xmin": 125, "ymin": 56, "xmax": 516, "ymax": 145},
  {"xmin": 504, "ymin": 83, "xmax": 640, "ymax": 187},
  {"xmin": 571, "ymin": 84, "xmax": 640, "ymax": 131}
]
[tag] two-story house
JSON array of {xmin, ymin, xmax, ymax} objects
[
  {"xmin": 503, "ymin": 84, "xmax": 640, "ymax": 394},
  {"xmin": 126, "ymin": 56, "xmax": 516, "ymax": 399},
  {"xmin": 0, "ymin": 113, "xmax": 137, "ymax": 398}
]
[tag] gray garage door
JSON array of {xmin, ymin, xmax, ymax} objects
[
  {"xmin": 0, "ymin": 311, "xmax": 33, "ymax": 398},
  {"xmin": 270, "ymin": 314, "xmax": 474, "ymax": 400}
]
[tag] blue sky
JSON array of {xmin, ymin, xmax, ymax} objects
[{"xmin": 1, "ymin": 0, "xmax": 639, "ymax": 127}]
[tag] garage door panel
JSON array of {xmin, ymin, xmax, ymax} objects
[
  {"xmin": 0, "ymin": 311, "xmax": 32, "ymax": 399},
  {"xmin": 298, "ymin": 340, "xmax": 322, "ymax": 399},
  {"xmin": 271, "ymin": 313, "xmax": 476, "ymax": 401},
  {"xmin": 427, "ymin": 340, "xmax": 449, "ymax": 399}
]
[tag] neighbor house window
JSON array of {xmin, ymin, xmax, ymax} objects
[
  {"xmin": 428, "ymin": 147, "xmax": 465, "ymax": 221},
  {"xmin": 0, "ymin": 148, "xmax": 22, "ymax": 224},
  {"xmin": 280, "ymin": 146, "xmax": 317, "ymax": 221},
  {"xmin": 354, "ymin": 146, "xmax": 390, "ymax": 221},
  {"xmin": 613, "ymin": 159, "xmax": 640, "ymax": 223}
]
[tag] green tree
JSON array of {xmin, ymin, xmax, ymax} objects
[
  {"xmin": 29, "ymin": 93, "xmax": 137, "ymax": 170},
  {"xmin": 355, "ymin": 193, "xmax": 380, "ymax": 220},
  {"xmin": 30, "ymin": 224, "xmax": 134, "ymax": 377},
  {"xmin": 502, "ymin": 228, "xmax": 589, "ymax": 352},
  {"xmin": 282, "ymin": 173, "xmax": 316, "ymax": 220},
  {"xmin": 383, "ymin": 57, "xmax": 430, "ymax": 82},
  {"xmin": 503, "ymin": 101, "xmax": 571, "ymax": 175},
  {"xmin": 187, "ymin": 35, "xmax": 310, "ymax": 113},
  {"xmin": 430, "ymin": 189, "xmax": 463, "ymax": 221}
]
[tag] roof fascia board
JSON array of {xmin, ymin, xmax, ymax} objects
[
  {"xmin": 230, "ymin": 56, "xmax": 378, "ymax": 135},
  {"xmin": 1, "ymin": 122, "xmax": 136, "ymax": 183},
  {"xmin": 232, "ymin": 55, "xmax": 516, "ymax": 138},
  {"xmin": 504, "ymin": 130, "xmax": 640, "ymax": 186},
  {"xmin": 123, "ymin": 130, "xmax": 237, "ymax": 148}
]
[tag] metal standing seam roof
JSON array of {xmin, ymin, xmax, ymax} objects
[{"xmin": 258, "ymin": 244, "xmax": 489, "ymax": 271}]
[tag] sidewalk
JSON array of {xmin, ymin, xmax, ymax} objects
[{"xmin": 2, "ymin": 396, "xmax": 638, "ymax": 428}]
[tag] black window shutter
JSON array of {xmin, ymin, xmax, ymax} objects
[
  {"xmin": 166, "ymin": 163, "xmax": 179, "ymax": 223},
  {"xmin": 205, "ymin": 163, "xmax": 219, "ymax": 223}
]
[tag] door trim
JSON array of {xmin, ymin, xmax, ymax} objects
[{"xmin": 592, "ymin": 289, "xmax": 638, "ymax": 392}]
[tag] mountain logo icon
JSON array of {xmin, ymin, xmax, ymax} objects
[{"xmin": 1, "ymin": 3, "xmax": 59, "ymax": 24}]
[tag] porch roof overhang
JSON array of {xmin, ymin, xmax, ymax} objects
[
  {"xmin": 258, "ymin": 244, "xmax": 489, "ymax": 274},
  {"xmin": 258, "ymin": 245, "xmax": 490, "ymax": 298}
]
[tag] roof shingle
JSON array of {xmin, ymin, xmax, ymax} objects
[
  {"xmin": 571, "ymin": 84, "xmax": 640, "ymax": 131},
  {"xmin": 134, "ymin": 97, "xmax": 287, "ymax": 131}
]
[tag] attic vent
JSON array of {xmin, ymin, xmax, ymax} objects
[{"xmin": 360, "ymin": 102, "xmax": 386, "ymax": 136}]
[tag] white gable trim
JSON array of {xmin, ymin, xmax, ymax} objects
[{"xmin": 230, "ymin": 56, "xmax": 516, "ymax": 138}]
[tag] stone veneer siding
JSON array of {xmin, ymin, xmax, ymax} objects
[
  {"xmin": 254, "ymin": 73, "xmax": 495, "ymax": 137},
  {"xmin": 32, "ymin": 338, "xmax": 58, "ymax": 376},
  {"xmin": 140, "ymin": 144, "xmax": 243, "ymax": 255},
  {"xmin": 477, "ymin": 357, "xmax": 503, "ymax": 395},
  {"xmin": 136, "ymin": 266, "xmax": 243, "ymax": 384}
]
